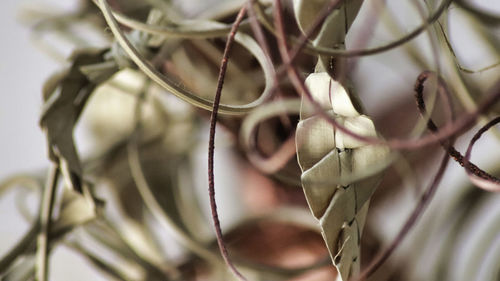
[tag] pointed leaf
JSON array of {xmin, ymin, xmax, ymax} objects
[{"xmin": 296, "ymin": 72, "xmax": 390, "ymax": 281}]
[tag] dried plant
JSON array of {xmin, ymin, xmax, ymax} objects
[{"xmin": 2, "ymin": 0, "xmax": 500, "ymax": 281}]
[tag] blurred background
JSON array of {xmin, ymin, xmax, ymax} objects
[{"xmin": 1, "ymin": 0, "xmax": 500, "ymax": 280}]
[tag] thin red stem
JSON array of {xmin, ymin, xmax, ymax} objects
[
  {"xmin": 352, "ymin": 152, "xmax": 450, "ymax": 281},
  {"xmin": 272, "ymin": 0, "xmax": 500, "ymax": 152},
  {"xmin": 208, "ymin": 5, "xmax": 249, "ymax": 281}
]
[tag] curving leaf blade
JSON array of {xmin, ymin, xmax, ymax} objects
[{"xmin": 40, "ymin": 48, "xmax": 115, "ymax": 192}]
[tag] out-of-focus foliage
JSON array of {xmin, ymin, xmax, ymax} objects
[{"xmin": 1, "ymin": 0, "xmax": 500, "ymax": 281}]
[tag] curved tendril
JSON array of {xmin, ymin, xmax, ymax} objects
[
  {"xmin": 247, "ymin": 0, "xmax": 278, "ymax": 88},
  {"xmin": 309, "ymin": 0, "xmax": 453, "ymax": 57},
  {"xmin": 353, "ymin": 152, "xmax": 451, "ymax": 281},
  {"xmin": 97, "ymin": 0, "xmax": 273, "ymax": 116},
  {"xmin": 240, "ymin": 99, "xmax": 302, "ymax": 173},
  {"xmin": 208, "ymin": 6, "xmax": 249, "ymax": 281},
  {"xmin": 0, "ymin": 176, "xmax": 42, "ymax": 272},
  {"xmin": 437, "ymin": 21, "xmax": 500, "ymax": 74},
  {"xmin": 352, "ymin": 71, "xmax": 458, "ymax": 281},
  {"xmin": 261, "ymin": 0, "xmax": 452, "ymax": 60},
  {"xmin": 463, "ymin": 117, "xmax": 500, "ymax": 192},
  {"xmin": 273, "ymin": 0, "xmax": 498, "ymax": 152},
  {"xmin": 415, "ymin": 73, "xmax": 500, "ymax": 191},
  {"xmin": 454, "ymin": 0, "xmax": 500, "ymax": 26},
  {"xmin": 91, "ymin": 0, "xmax": 235, "ymax": 38},
  {"xmin": 277, "ymin": 20, "xmax": 500, "ymax": 151},
  {"xmin": 127, "ymin": 103, "xmax": 221, "ymax": 263}
]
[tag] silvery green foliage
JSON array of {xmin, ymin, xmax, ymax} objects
[
  {"xmin": 296, "ymin": 73, "xmax": 389, "ymax": 280},
  {"xmin": 293, "ymin": 0, "xmax": 362, "ymax": 46},
  {"xmin": 293, "ymin": 0, "xmax": 363, "ymax": 70},
  {"xmin": 293, "ymin": 2, "xmax": 390, "ymax": 280}
]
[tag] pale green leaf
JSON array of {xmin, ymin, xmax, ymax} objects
[
  {"xmin": 52, "ymin": 188, "xmax": 101, "ymax": 235},
  {"xmin": 296, "ymin": 72, "xmax": 390, "ymax": 281},
  {"xmin": 40, "ymin": 48, "xmax": 116, "ymax": 192}
]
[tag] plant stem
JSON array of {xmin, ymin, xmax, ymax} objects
[{"xmin": 36, "ymin": 164, "xmax": 60, "ymax": 281}]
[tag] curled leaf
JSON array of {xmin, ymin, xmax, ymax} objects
[{"xmin": 40, "ymin": 48, "xmax": 116, "ymax": 192}]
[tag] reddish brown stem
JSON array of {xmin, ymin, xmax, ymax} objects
[
  {"xmin": 353, "ymin": 151, "xmax": 450, "ymax": 281},
  {"xmin": 208, "ymin": 6, "xmax": 249, "ymax": 281},
  {"xmin": 272, "ymin": 0, "xmax": 500, "ymax": 152},
  {"xmin": 415, "ymin": 73, "xmax": 500, "ymax": 188},
  {"xmin": 463, "ymin": 116, "xmax": 500, "ymax": 191}
]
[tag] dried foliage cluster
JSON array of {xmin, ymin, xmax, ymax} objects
[{"xmin": 2, "ymin": 0, "xmax": 500, "ymax": 281}]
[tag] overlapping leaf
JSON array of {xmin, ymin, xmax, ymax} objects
[
  {"xmin": 296, "ymin": 73, "xmax": 390, "ymax": 280},
  {"xmin": 293, "ymin": 2, "xmax": 390, "ymax": 280}
]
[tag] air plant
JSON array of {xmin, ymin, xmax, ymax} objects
[{"xmin": 2, "ymin": 0, "xmax": 500, "ymax": 280}]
